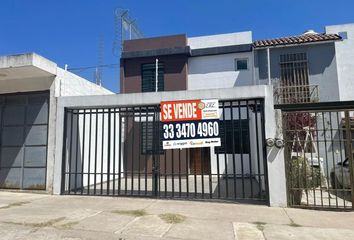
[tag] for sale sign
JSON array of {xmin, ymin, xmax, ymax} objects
[{"xmin": 160, "ymin": 99, "xmax": 221, "ymax": 149}]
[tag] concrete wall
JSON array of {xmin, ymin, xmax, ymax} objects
[
  {"xmin": 46, "ymin": 67, "xmax": 113, "ymax": 192},
  {"xmin": 188, "ymin": 52, "xmax": 254, "ymax": 90},
  {"xmin": 255, "ymin": 42, "xmax": 340, "ymax": 102},
  {"xmin": 53, "ymin": 86, "xmax": 287, "ymax": 207},
  {"xmin": 326, "ymin": 23, "xmax": 354, "ymax": 101},
  {"xmin": 188, "ymin": 31, "xmax": 252, "ymax": 49},
  {"xmin": 55, "ymin": 68, "xmax": 113, "ymax": 97}
]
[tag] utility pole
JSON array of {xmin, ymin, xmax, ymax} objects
[{"xmin": 155, "ymin": 58, "xmax": 159, "ymax": 92}]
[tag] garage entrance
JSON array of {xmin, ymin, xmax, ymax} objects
[
  {"xmin": 61, "ymin": 98, "xmax": 268, "ymax": 203},
  {"xmin": 0, "ymin": 91, "xmax": 49, "ymax": 190}
]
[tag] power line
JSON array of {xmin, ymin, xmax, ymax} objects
[{"xmin": 68, "ymin": 63, "xmax": 119, "ymax": 72}]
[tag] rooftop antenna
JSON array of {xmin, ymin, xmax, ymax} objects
[
  {"xmin": 95, "ymin": 34, "xmax": 104, "ymax": 86},
  {"xmin": 112, "ymin": 8, "xmax": 143, "ymax": 57}
]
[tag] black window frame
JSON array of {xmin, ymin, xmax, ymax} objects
[
  {"xmin": 235, "ymin": 58, "xmax": 248, "ymax": 71},
  {"xmin": 140, "ymin": 121, "xmax": 164, "ymax": 155},
  {"xmin": 141, "ymin": 62, "xmax": 164, "ymax": 92}
]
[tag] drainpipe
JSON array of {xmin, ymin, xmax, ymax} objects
[
  {"xmin": 155, "ymin": 58, "xmax": 159, "ymax": 92},
  {"xmin": 267, "ymin": 47, "xmax": 271, "ymax": 85}
]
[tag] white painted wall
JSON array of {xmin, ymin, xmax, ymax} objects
[
  {"xmin": 188, "ymin": 31, "xmax": 252, "ymax": 49},
  {"xmin": 63, "ymin": 111, "xmax": 123, "ymax": 192},
  {"xmin": 188, "ymin": 52, "xmax": 254, "ymax": 90},
  {"xmin": 326, "ymin": 23, "xmax": 354, "ymax": 101},
  {"xmin": 55, "ymin": 68, "xmax": 113, "ymax": 97}
]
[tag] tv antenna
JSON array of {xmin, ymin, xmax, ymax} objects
[
  {"xmin": 94, "ymin": 34, "xmax": 104, "ymax": 86},
  {"xmin": 112, "ymin": 8, "xmax": 143, "ymax": 56}
]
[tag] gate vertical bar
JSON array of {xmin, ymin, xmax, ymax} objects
[
  {"xmin": 118, "ymin": 112, "xmax": 122, "ymax": 195},
  {"xmin": 138, "ymin": 107, "xmax": 142, "ymax": 195},
  {"xmin": 222, "ymin": 101, "xmax": 228, "ymax": 199},
  {"xmin": 61, "ymin": 108, "xmax": 68, "ymax": 194},
  {"xmin": 131, "ymin": 107, "xmax": 135, "ymax": 195},
  {"xmin": 260, "ymin": 99, "xmax": 269, "ymax": 204},
  {"xmin": 74, "ymin": 110, "xmax": 79, "ymax": 194},
  {"xmin": 112, "ymin": 108, "xmax": 116, "ymax": 195},
  {"xmin": 230, "ymin": 101, "xmax": 237, "ymax": 199},
  {"xmin": 124, "ymin": 109, "xmax": 128, "ymax": 195},
  {"xmin": 81, "ymin": 110, "xmax": 86, "ymax": 195},
  {"xmin": 336, "ymin": 112, "xmax": 345, "ymax": 208},
  {"xmin": 254, "ymin": 100, "xmax": 262, "ymax": 201},
  {"xmin": 100, "ymin": 109, "xmax": 105, "ymax": 195},
  {"xmin": 344, "ymin": 111, "xmax": 354, "ymax": 207},
  {"xmin": 322, "ymin": 111, "xmax": 331, "ymax": 207},
  {"xmin": 68, "ymin": 110, "xmax": 74, "ymax": 194},
  {"xmin": 107, "ymin": 109, "xmax": 111, "ymax": 195},
  {"xmin": 238, "ymin": 101, "xmax": 245, "ymax": 198},
  {"xmin": 144, "ymin": 107, "xmax": 148, "ymax": 196},
  {"xmin": 94, "ymin": 109, "xmax": 98, "ymax": 195},
  {"xmin": 87, "ymin": 109, "xmax": 92, "ymax": 195},
  {"xmin": 246, "ymin": 100, "xmax": 253, "ymax": 198}
]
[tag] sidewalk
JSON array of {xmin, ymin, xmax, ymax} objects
[{"xmin": 0, "ymin": 191, "xmax": 353, "ymax": 240}]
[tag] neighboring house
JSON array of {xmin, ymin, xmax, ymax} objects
[
  {"xmin": 254, "ymin": 31, "xmax": 342, "ymax": 104},
  {"xmin": 0, "ymin": 53, "xmax": 113, "ymax": 192}
]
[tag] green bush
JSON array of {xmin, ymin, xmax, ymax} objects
[
  {"xmin": 288, "ymin": 156, "xmax": 322, "ymax": 189},
  {"xmin": 288, "ymin": 156, "xmax": 322, "ymax": 205}
]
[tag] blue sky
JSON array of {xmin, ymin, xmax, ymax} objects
[{"xmin": 1, "ymin": 0, "xmax": 354, "ymax": 93}]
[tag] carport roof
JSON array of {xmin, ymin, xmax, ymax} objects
[{"xmin": 0, "ymin": 53, "xmax": 57, "ymax": 80}]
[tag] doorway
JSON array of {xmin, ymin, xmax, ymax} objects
[{"xmin": 190, "ymin": 148, "xmax": 210, "ymax": 175}]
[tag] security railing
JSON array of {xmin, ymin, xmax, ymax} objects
[{"xmin": 274, "ymin": 85, "xmax": 319, "ymax": 105}]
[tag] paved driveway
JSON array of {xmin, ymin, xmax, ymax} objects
[{"xmin": 0, "ymin": 191, "xmax": 354, "ymax": 239}]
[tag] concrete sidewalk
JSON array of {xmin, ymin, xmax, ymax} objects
[{"xmin": 0, "ymin": 192, "xmax": 353, "ymax": 240}]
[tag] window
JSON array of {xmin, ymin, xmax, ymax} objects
[
  {"xmin": 141, "ymin": 62, "xmax": 164, "ymax": 92},
  {"xmin": 140, "ymin": 121, "xmax": 163, "ymax": 154},
  {"xmin": 215, "ymin": 119, "xmax": 250, "ymax": 154},
  {"xmin": 235, "ymin": 59, "xmax": 248, "ymax": 71},
  {"xmin": 279, "ymin": 53, "xmax": 310, "ymax": 103},
  {"xmin": 338, "ymin": 31, "xmax": 348, "ymax": 40}
]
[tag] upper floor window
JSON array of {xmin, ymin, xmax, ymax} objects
[
  {"xmin": 279, "ymin": 53, "xmax": 308, "ymax": 87},
  {"xmin": 235, "ymin": 59, "xmax": 248, "ymax": 71},
  {"xmin": 141, "ymin": 62, "xmax": 164, "ymax": 92},
  {"xmin": 338, "ymin": 31, "xmax": 348, "ymax": 40},
  {"xmin": 278, "ymin": 53, "xmax": 311, "ymax": 104}
]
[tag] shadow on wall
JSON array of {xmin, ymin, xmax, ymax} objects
[
  {"xmin": 257, "ymin": 44, "xmax": 336, "ymax": 82},
  {"xmin": 233, "ymin": 70, "xmax": 254, "ymax": 86}
]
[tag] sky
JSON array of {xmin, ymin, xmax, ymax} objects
[{"xmin": 1, "ymin": 0, "xmax": 354, "ymax": 93}]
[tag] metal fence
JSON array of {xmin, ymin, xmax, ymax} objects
[
  {"xmin": 274, "ymin": 85, "xmax": 319, "ymax": 105},
  {"xmin": 61, "ymin": 99, "xmax": 268, "ymax": 203},
  {"xmin": 278, "ymin": 102, "xmax": 354, "ymax": 210}
]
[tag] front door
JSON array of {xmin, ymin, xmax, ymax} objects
[{"xmin": 190, "ymin": 148, "xmax": 210, "ymax": 174}]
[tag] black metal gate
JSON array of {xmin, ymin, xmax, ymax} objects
[
  {"xmin": 61, "ymin": 99, "xmax": 268, "ymax": 203},
  {"xmin": 278, "ymin": 102, "xmax": 354, "ymax": 210}
]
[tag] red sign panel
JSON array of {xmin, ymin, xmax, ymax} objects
[{"xmin": 160, "ymin": 99, "xmax": 202, "ymax": 122}]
